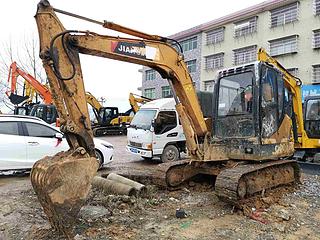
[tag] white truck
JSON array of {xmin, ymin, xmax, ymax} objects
[{"xmin": 126, "ymin": 98, "xmax": 186, "ymax": 162}]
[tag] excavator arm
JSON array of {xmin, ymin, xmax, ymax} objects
[
  {"xmin": 6, "ymin": 62, "xmax": 32, "ymax": 105},
  {"xmin": 85, "ymin": 92, "xmax": 103, "ymax": 111},
  {"xmin": 32, "ymin": 1, "xmax": 207, "ymax": 236},
  {"xmin": 129, "ymin": 92, "xmax": 151, "ymax": 113}
]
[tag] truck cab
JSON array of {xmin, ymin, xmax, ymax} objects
[{"xmin": 126, "ymin": 98, "xmax": 186, "ymax": 162}]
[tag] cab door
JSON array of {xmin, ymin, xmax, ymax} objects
[
  {"xmin": 260, "ymin": 65, "xmax": 289, "ymax": 143},
  {"xmin": 23, "ymin": 122, "xmax": 69, "ymax": 165},
  {"xmin": 152, "ymin": 111, "xmax": 180, "ymax": 155}
]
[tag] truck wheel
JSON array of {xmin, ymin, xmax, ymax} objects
[{"xmin": 161, "ymin": 145, "xmax": 179, "ymax": 162}]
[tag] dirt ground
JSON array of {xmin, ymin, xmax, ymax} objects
[{"xmin": 0, "ymin": 136, "xmax": 320, "ymax": 240}]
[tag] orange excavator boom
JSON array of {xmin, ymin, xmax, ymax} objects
[{"xmin": 6, "ymin": 62, "xmax": 52, "ymax": 104}]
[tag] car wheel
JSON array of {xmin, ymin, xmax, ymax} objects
[
  {"xmin": 95, "ymin": 149, "xmax": 104, "ymax": 168},
  {"xmin": 161, "ymin": 145, "xmax": 179, "ymax": 162}
]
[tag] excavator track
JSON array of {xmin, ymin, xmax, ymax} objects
[{"xmin": 215, "ymin": 160, "xmax": 300, "ymax": 206}]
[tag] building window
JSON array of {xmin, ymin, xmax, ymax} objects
[
  {"xmin": 180, "ymin": 37, "xmax": 197, "ymax": 52},
  {"xmin": 204, "ymin": 80, "xmax": 215, "ymax": 92},
  {"xmin": 269, "ymin": 35, "xmax": 298, "ymax": 56},
  {"xmin": 234, "ymin": 17, "xmax": 257, "ymax": 37},
  {"xmin": 313, "ymin": 29, "xmax": 320, "ymax": 49},
  {"xmin": 205, "ymin": 53, "xmax": 224, "ymax": 70},
  {"xmin": 145, "ymin": 69, "xmax": 156, "ymax": 81},
  {"xmin": 206, "ymin": 28, "xmax": 224, "ymax": 45},
  {"xmin": 233, "ymin": 45, "xmax": 257, "ymax": 66},
  {"xmin": 270, "ymin": 3, "xmax": 299, "ymax": 27},
  {"xmin": 186, "ymin": 59, "xmax": 197, "ymax": 73},
  {"xmin": 314, "ymin": 0, "xmax": 320, "ymax": 15},
  {"xmin": 312, "ymin": 65, "xmax": 320, "ymax": 83},
  {"xmin": 287, "ymin": 68, "xmax": 299, "ymax": 77},
  {"xmin": 161, "ymin": 86, "xmax": 172, "ymax": 98},
  {"xmin": 144, "ymin": 88, "xmax": 155, "ymax": 99}
]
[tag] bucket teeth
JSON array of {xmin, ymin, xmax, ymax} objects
[{"xmin": 30, "ymin": 151, "xmax": 98, "ymax": 237}]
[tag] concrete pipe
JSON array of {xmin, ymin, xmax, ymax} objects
[
  {"xmin": 107, "ymin": 173, "xmax": 146, "ymax": 194},
  {"xmin": 92, "ymin": 176, "xmax": 137, "ymax": 196}
]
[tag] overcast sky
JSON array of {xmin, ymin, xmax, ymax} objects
[{"xmin": 0, "ymin": 0, "xmax": 265, "ymax": 112}]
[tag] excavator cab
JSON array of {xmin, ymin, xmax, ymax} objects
[
  {"xmin": 29, "ymin": 104, "xmax": 58, "ymax": 124},
  {"xmin": 213, "ymin": 61, "xmax": 293, "ymax": 160},
  {"xmin": 13, "ymin": 105, "xmax": 32, "ymax": 115},
  {"xmin": 99, "ymin": 107, "xmax": 119, "ymax": 124}
]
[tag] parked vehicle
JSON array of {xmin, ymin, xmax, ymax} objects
[
  {"xmin": 127, "ymin": 98, "xmax": 186, "ymax": 162},
  {"xmin": 0, "ymin": 115, "xmax": 113, "ymax": 171}
]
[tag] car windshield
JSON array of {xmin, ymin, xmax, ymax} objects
[
  {"xmin": 130, "ymin": 109, "xmax": 157, "ymax": 130},
  {"xmin": 218, "ymin": 71, "xmax": 254, "ymax": 117}
]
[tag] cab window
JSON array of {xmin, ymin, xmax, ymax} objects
[
  {"xmin": 306, "ymin": 99, "xmax": 320, "ymax": 120},
  {"xmin": 154, "ymin": 111, "xmax": 177, "ymax": 135},
  {"xmin": 305, "ymin": 98, "xmax": 320, "ymax": 138}
]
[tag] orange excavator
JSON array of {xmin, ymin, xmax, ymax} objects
[
  {"xmin": 6, "ymin": 61, "xmax": 53, "ymax": 116},
  {"xmin": 32, "ymin": 1, "xmax": 304, "ymax": 238}
]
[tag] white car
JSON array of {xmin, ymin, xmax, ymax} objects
[{"xmin": 0, "ymin": 115, "xmax": 113, "ymax": 171}]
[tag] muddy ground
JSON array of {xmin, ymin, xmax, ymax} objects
[{"xmin": 0, "ymin": 136, "xmax": 320, "ymax": 240}]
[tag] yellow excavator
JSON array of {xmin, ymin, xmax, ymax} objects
[
  {"xmin": 32, "ymin": 1, "xmax": 319, "ymax": 237},
  {"xmin": 86, "ymin": 92, "xmax": 132, "ymax": 135}
]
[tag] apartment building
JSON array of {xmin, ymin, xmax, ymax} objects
[
  {"xmin": 140, "ymin": 0, "xmax": 320, "ymax": 99},
  {"xmin": 141, "ymin": 32, "xmax": 202, "ymax": 99}
]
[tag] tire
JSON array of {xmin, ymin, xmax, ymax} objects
[
  {"xmin": 142, "ymin": 156, "xmax": 152, "ymax": 161},
  {"xmin": 95, "ymin": 149, "xmax": 104, "ymax": 169},
  {"xmin": 161, "ymin": 145, "xmax": 179, "ymax": 162},
  {"xmin": 93, "ymin": 128, "xmax": 99, "ymax": 137}
]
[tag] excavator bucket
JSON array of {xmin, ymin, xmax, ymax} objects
[
  {"xmin": 8, "ymin": 93, "xmax": 29, "ymax": 105},
  {"xmin": 30, "ymin": 150, "xmax": 98, "ymax": 237}
]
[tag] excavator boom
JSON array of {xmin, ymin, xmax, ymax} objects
[{"xmin": 71, "ymin": 34, "xmax": 207, "ymax": 139}]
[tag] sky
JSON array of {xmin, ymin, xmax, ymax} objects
[{"xmin": 0, "ymin": 0, "xmax": 265, "ymax": 112}]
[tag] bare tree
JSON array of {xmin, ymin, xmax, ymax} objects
[{"xmin": 0, "ymin": 34, "xmax": 46, "ymax": 113}]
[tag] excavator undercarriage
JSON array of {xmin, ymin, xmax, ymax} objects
[{"xmin": 106, "ymin": 158, "xmax": 300, "ymax": 207}]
